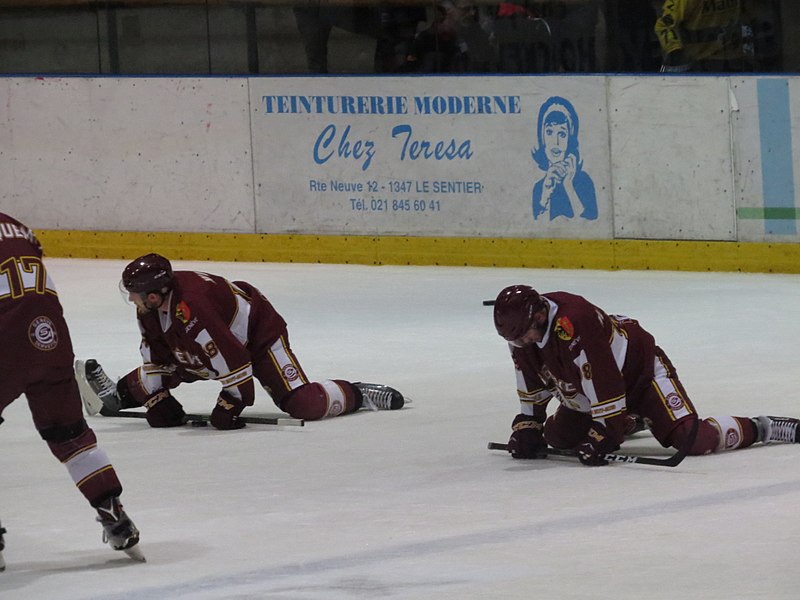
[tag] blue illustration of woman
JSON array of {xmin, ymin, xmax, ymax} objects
[{"xmin": 532, "ymin": 96, "xmax": 597, "ymax": 221}]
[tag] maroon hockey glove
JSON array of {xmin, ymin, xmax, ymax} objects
[
  {"xmin": 576, "ymin": 423, "xmax": 620, "ymax": 466},
  {"xmin": 209, "ymin": 392, "xmax": 246, "ymax": 430},
  {"xmin": 507, "ymin": 414, "xmax": 547, "ymax": 459},
  {"xmin": 623, "ymin": 413, "xmax": 647, "ymax": 437},
  {"xmin": 144, "ymin": 390, "xmax": 186, "ymax": 428}
]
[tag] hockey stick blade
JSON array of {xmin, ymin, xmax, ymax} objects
[{"xmin": 104, "ymin": 410, "xmax": 304, "ymax": 427}]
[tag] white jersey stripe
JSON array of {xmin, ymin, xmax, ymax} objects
[
  {"xmin": 228, "ymin": 292, "xmax": 251, "ymax": 346},
  {"xmin": 269, "ymin": 336, "xmax": 308, "ymax": 391},
  {"xmin": 652, "ymin": 355, "xmax": 692, "ymax": 421},
  {"xmin": 608, "ymin": 324, "xmax": 628, "ymax": 371}
]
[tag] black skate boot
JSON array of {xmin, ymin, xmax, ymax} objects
[
  {"xmin": 354, "ymin": 382, "xmax": 405, "ymax": 410},
  {"xmin": 753, "ymin": 416, "xmax": 800, "ymax": 443},
  {"xmin": 96, "ymin": 497, "xmax": 145, "ymax": 562},
  {"xmin": 75, "ymin": 359, "xmax": 123, "ymax": 416}
]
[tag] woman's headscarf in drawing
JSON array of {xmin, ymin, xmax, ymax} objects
[{"xmin": 531, "ymin": 96, "xmax": 582, "ymax": 171}]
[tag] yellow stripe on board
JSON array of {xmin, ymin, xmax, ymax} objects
[{"xmin": 36, "ymin": 230, "xmax": 800, "ymax": 274}]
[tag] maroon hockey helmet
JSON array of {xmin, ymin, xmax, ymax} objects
[
  {"xmin": 122, "ymin": 253, "xmax": 174, "ymax": 294},
  {"xmin": 493, "ymin": 285, "xmax": 544, "ymax": 342}
]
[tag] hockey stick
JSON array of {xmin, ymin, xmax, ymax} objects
[
  {"xmin": 104, "ymin": 410, "xmax": 304, "ymax": 427},
  {"xmin": 483, "ymin": 300, "xmax": 495, "ymax": 306},
  {"xmin": 487, "ymin": 418, "xmax": 698, "ymax": 467}
]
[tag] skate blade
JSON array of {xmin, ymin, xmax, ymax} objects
[
  {"xmin": 74, "ymin": 359, "xmax": 103, "ymax": 416},
  {"xmin": 123, "ymin": 544, "xmax": 146, "ymax": 562}
]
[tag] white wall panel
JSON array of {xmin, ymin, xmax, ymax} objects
[
  {"xmin": 0, "ymin": 77, "xmax": 254, "ymax": 233},
  {"xmin": 609, "ymin": 76, "xmax": 736, "ymax": 241}
]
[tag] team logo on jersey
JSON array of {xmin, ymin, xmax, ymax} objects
[
  {"xmin": 724, "ymin": 427, "xmax": 741, "ymax": 449},
  {"xmin": 555, "ymin": 316, "xmax": 574, "ymax": 341},
  {"xmin": 282, "ymin": 364, "xmax": 299, "ymax": 382},
  {"xmin": 666, "ymin": 392, "xmax": 684, "ymax": 410},
  {"xmin": 28, "ymin": 316, "xmax": 58, "ymax": 351},
  {"xmin": 327, "ymin": 400, "xmax": 344, "ymax": 417},
  {"xmin": 175, "ymin": 300, "xmax": 191, "ymax": 324}
]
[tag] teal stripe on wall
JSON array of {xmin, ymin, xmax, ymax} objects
[{"xmin": 757, "ymin": 78, "xmax": 796, "ymax": 235}]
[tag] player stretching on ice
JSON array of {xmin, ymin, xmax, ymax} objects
[
  {"xmin": 77, "ymin": 253, "xmax": 405, "ymax": 429},
  {"xmin": 492, "ymin": 284, "xmax": 800, "ymax": 465},
  {"xmin": 0, "ymin": 213, "xmax": 143, "ymax": 568}
]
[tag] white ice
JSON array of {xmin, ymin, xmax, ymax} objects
[{"xmin": 1, "ymin": 258, "xmax": 799, "ymax": 600}]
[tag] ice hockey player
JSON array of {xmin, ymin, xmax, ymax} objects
[
  {"xmin": 492, "ymin": 284, "xmax": 800, "ymax": 465},
  {"xmin": 0, "ymin": 212, "xmax": 143, "ymax": 566},
  {"xmin": 77, "ymin": 253, "xmax": 405, "ymax": 430}
]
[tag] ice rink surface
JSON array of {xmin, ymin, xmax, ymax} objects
[{"xmin": 1, "ymin": 258, "xmax": 799, "ymax": 600}]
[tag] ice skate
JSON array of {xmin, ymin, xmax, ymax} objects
[
  {"xmin": 754, "ymin": 416, "xmax": 800, "ymax": 444},
  {"xmin": 354, "ymin": 382, "xmax": 405, "ymax": 410},
  {"xmin": 0, "ymin": 521, "xmax": 6, "ymax": 572},
  {"xmin": 75, "ymin": 359, "xmax": 122, "ymax": 416},
  {"xmin": 96, "ymin": 497, "xmax": 145, "ymax": 562}
]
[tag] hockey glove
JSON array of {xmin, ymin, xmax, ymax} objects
[
  {"xmin": 507, "ymin": 414, "xmax": 547, "ymax": 459},
  {"xmin": 144, "ymin": 390, "xmax": 186, "ymax": 427},
  {"xmin": 623, "ymin": 413, "xmax": 647, "ymax": 437},
  {"xmin": 210, "ymin": 392, "xmax": 246, "ymax": 430},
  {"xmin": 576, "ymin": 423, "xmax": 619, "ymax": 466}
]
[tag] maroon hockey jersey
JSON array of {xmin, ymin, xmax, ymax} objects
[
  {"xmin": 0, "ymin": 213, "xmax": 75, "ymax": 368},
  {"xmin": 509, "ymin": 291, "xmax": 657, "ymax": 444},
  {"xmin": 134, "ymin": 271, "xmax": 288, "ymax": 407}
]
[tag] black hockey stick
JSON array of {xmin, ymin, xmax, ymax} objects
[
  {"xmin": 104, "ymin": 410, "xmax": 304, "ymax": 427},
  {"xmin": 483, "ymin": 300, "xmax": 495, "ymax": 306},
  {"xmin": 487, "ymin": 418, "xmax": 698, "ymax": 467}
]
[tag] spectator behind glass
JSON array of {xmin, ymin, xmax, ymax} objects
[
  {"xmin": 606, "ymin": 0, "xmax": 660, "ymax": 72},
  {"xmin": 293, "ymin": 3, "xmax": 425, "ymax": 74},
  {"xmin": 491, "ymin": 2, "xmax": 553, "ymax": 73},
  {"xmin": 454, "ymin": 0, "xmax": 497, "ymax": 72},
  {"xmin": 375, "ymin": 5, "xmax": 429, "ymax": 72},
  {"xmin": 402, "ymin": 0, "xmax": 494, "ymax": 73},
  {"xmin": 655, "ymin": 0, "xmax": 754, "ymax": 72}
]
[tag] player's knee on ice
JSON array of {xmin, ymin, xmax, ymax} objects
[
  {"xmin": 281, "ymin": 380, "xmax": 359, "ymax": 420},
  {"xmin": 144, "ymin": 392, "xmax": 186, "ymax": 427},
  {"xmin": 670, "ymin": 416, "xmax": 758, "ymax": 455}
]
